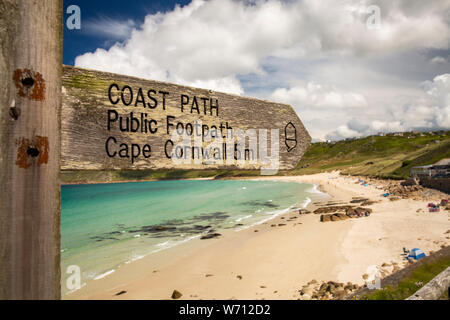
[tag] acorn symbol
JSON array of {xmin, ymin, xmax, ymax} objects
[{"xmin": 285, "ymin": 122, "xmax": 297, "ymax": 152}]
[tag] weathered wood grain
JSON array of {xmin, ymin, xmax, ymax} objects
[
  {"xmin": 407, "ymin": 266, "xmax": 450, "ymax": 300},
  {"xmin": 0, "ymin": 0, "xmax": 62, "ymax": 299},
  {"xmin": 61, "ymin": 66, "xmax": 311, "ymax": 171}
]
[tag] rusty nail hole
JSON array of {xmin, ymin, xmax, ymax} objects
[
  {"xmin": 9, "ymin": 107, "xmax": 21, "ymax": 120},
  {"xmin": 21, "ymin": 77, "xmax": 34, "ymax": 87},
  {"xmin": 27, "ymin": 146, "xmax": 39, "ymax": 158}
]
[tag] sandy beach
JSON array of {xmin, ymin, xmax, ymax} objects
[{"xmin": 65, "ymin": 171, "xmax": 450, "ymax": 300}]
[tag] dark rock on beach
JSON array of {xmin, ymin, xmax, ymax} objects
[
  {"xmin": 346, "ymin": 207, "xmax": 372, "ymax": 218},
  {"xmin": 129, "ymin": 225, "xmax": 177, "ymax": 233},
  {"xmin": 320, "ymin": 207, "xmax": 372, "ymax": 222},
  {"xmin": 242, "ymin": 200, "xmax": 279, "ymax": 208},
  {"xmin": 330, "ymin": 214, "xmax": 341, "ymax": 221},
  {"xmin": 314, "ymin": 205, "xmax": 354, "ymax": 214},
  {"xmin": 334, "ymin": 213, "xmax": 349, "ymax": 220},
  {"xmin": 200, "ymin": 232, "xmax": 221, "ymax": 240},
  {"xmin": 350, "ymin": 198, "xmax": 369, "ymax": 203},
  {"xmin": 171, "ymin": 290, "xmax": 182, "ymax": 299},
  {"xmin": 194, "ymin": 225, "xmax": 212, "ymax": 230}
]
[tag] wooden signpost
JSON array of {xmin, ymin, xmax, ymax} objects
[
  {"xmin": 61, "ymin": 66, "xmax": 310, "ymax": 171},
  {"xmin": 0, "ymin": 0, "xmax": 62, "ymax": 299},
  {"xmin": 0, "ymin": 0, "xmax": 310, "ymax": 299}
]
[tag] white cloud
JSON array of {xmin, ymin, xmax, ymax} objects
[
  {"xmin": 76, "ymin": 0, "xmax": 301, "ymax": 94},
  {"xmin": 325, "ymin": 73, "xmax": 450, "ymax": 140},
  {"xmin": 327, "ymin": 120, "xmax": 405, "ymax": 140},
  {"xmin": 334, "ymin": 125, "xmax": 361, "ymax": 140},
  {"xmin": 431, "ymin": 56, "xmax": 448, "ymax": 64},
  {"xmin": 74, "ymin": 0, "xmax": 450, "ymax": 139},
  {"xmin": 424, "ymin": 73, "xmax": 450, "ymax": 127},
  {"xmin": 83, "ymin": 17, "xmax": 137, "ymax": 40},
  {"xmin": 369, "ymin": 120, "xmax": 405, "ymax": 133},
  {"xmin": 270, "ymin": 82, "xmax": 368, "ymax": 109}
]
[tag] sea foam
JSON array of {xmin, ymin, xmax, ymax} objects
[{"xmin": 93, "ymin": 269, "xmax": 115, "ymax": 280}]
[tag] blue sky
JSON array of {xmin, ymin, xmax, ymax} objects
[
  {"xmin": 63, "ymin": 0, "xmax": 190, "ymax": 65},
  {"xmin": 63, "ymin": 0, "xmax": 450, "ymax": 141}
]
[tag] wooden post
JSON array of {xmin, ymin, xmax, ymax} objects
[
  {"xmin": 407, "ymin": 266, "xmax": 450, "ymax": 300},
  {"xmin": 0, "ymin": 0, "xmax": 62, "ymax": 299}
]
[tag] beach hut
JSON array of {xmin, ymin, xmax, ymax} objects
[{"xmin": 408, "ymin": 248, "xmax": 426, "ymax": 260}]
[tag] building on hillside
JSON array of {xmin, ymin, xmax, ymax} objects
[{"xmin": 411, "ymin": 159, "xmax": 450, "ymax": 193}]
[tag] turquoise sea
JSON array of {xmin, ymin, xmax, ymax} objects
[{"xmin": 61, "ymin": 179, "xmax": 319, "ymax": 295}]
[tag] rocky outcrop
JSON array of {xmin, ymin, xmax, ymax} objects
[
  {"xmin": 299, "ymin": 280, "xmax": 362, "ymax": 300},
  {"xmin": 314, "ymin": 205, "xmax": 354, "ymax": 214},
  {"xmin": 350, "ymin": 198, "xmax": 378, "ymax": 206},
  {"xmin": 320, "ymin": 207, "xmax": 372, "ymax": 222},
  {"xmin": 345, "ymin": 207, "xmax": 372, "ymax": 217},
  {"xmin": 401, "ymin": 178, "xmax": 419, "ymax": 187},
  {"xmin": 384, "ymin": 182, "xmax": 426, "ymax": 199}
]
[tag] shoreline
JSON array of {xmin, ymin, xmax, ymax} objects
[
  {"xmin": 61, "ymin": 176, "xmax": 216, "ymax": 186},
  {"xmin": 64, "ymin": 172, "xmax": 450, "ymax": 300}
]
